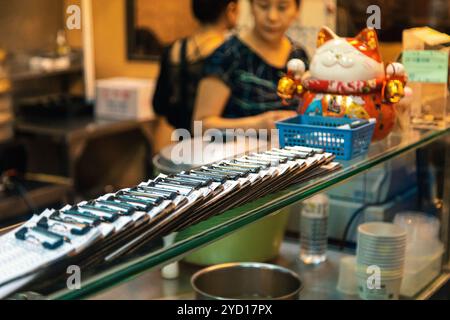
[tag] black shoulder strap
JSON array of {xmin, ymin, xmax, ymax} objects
[
  {"xmin": 179, "ymin": 38, "xmax": 189, "ymax": 114},
  {"xmin": 152, "ymin": 45, "xmax": 172, "ymax": 116}
]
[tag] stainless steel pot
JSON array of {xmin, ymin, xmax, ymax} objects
[{"xmin": 191, "ymin": 263, "xmax": 302, "ymax": 300}]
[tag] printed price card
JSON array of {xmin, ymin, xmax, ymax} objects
[{"xmin": 403, "ymin": 50, "xmax": 448, "ymax": 83}]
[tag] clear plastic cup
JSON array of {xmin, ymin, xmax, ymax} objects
[
  {"xmin": 337, "ymin": 256, "xmax": 358, "ymax": 295},
  {"xmin": 393, "ymin": 212, "xmax": 444, "ymax": 296},
  {"xmin": 394, "ymin": 212, "xmax": 440, "ymax": 241},
  {"xmin": 394, "ymin": 212, "xmax": 441, "ymax": 257}
]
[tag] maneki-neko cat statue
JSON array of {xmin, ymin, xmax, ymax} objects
[{"xmin": 278, "ymin": 27, "xmax": 407, "ymax": 140}]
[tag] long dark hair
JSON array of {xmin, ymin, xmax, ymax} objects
[
  {"xmin": 250, "ymin": 0, "xmax": 301, "ymax": 7},
  {"xmin": 192, "ymin": 0, "xmax": 238, "ymax": 24}
]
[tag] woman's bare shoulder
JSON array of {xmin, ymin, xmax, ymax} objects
[
  {"xmin": 169, "ymin": 39, "xmax": 182, "ymax": 64},
  {"xmin": 169, "ymin": 38, "xmax": 201, "ymax": 64}
]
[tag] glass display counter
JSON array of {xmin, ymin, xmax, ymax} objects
[{"xmin": 4, "ymin": 127, "xmax": 448, "ymax": 300}]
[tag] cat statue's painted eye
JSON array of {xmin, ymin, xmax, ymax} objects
[
  {"xmin": 322, "ymin": 50, "xmax": 337, "ymax": 67},
  {"xmin": 339, "ymin": 55, "xmax": 354, "ymax": 68}
]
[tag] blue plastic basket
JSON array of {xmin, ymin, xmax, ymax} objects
[{"xmin": 276, "ymin": 115, "xmax": 375, "ymax": 160}]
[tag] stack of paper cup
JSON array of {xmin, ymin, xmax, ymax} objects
[{"xmin": 356, "ymin": 222, "xmax": 406, "ymax": 300}]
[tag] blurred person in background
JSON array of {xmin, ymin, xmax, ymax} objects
[
  {"xmin": 194, "ymin": 0, "xmax": 309, "ymax": 132},
  {"xmin": 152, "ymin": 0, "xmax": 239, "ymax": 153}
]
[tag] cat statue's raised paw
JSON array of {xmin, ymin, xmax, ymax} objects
[{"xmin": 278, "ymin": 27, "xmax": 407, "ymax": 141}]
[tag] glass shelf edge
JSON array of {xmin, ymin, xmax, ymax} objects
[{"xmin": 51, "ymin": 128, "xmax": 450, "ymax": 300}]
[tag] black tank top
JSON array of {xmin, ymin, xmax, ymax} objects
[{"xmin": 153, "ymin": 38, "xmax": 206, "ymax": 132}]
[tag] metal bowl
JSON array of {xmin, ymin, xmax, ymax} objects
[{"xmin": 191, "ymin": 263, "xmax": 302, "ymax": 300}]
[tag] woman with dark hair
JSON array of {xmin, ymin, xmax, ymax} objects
[
  {"xmin": 194, "ymin": 0, "xmax": 308, "ymax": 131},
  {"xmin": 152, "ymin": 0, "xmax": 239, "ymax": 153}
]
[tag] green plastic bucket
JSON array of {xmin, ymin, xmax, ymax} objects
[{"xmin": 183, "ymin": 209, "xmax": 290, "ymax": 266}]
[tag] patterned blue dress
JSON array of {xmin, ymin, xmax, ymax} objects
[{"xmin": 203, "ymin": 35, "xmax": 309, "ymax": 118}]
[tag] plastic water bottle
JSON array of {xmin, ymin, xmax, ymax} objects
[{"xmin": 300, "ymin": 194, "xmax": 329, "ymax": 264}]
